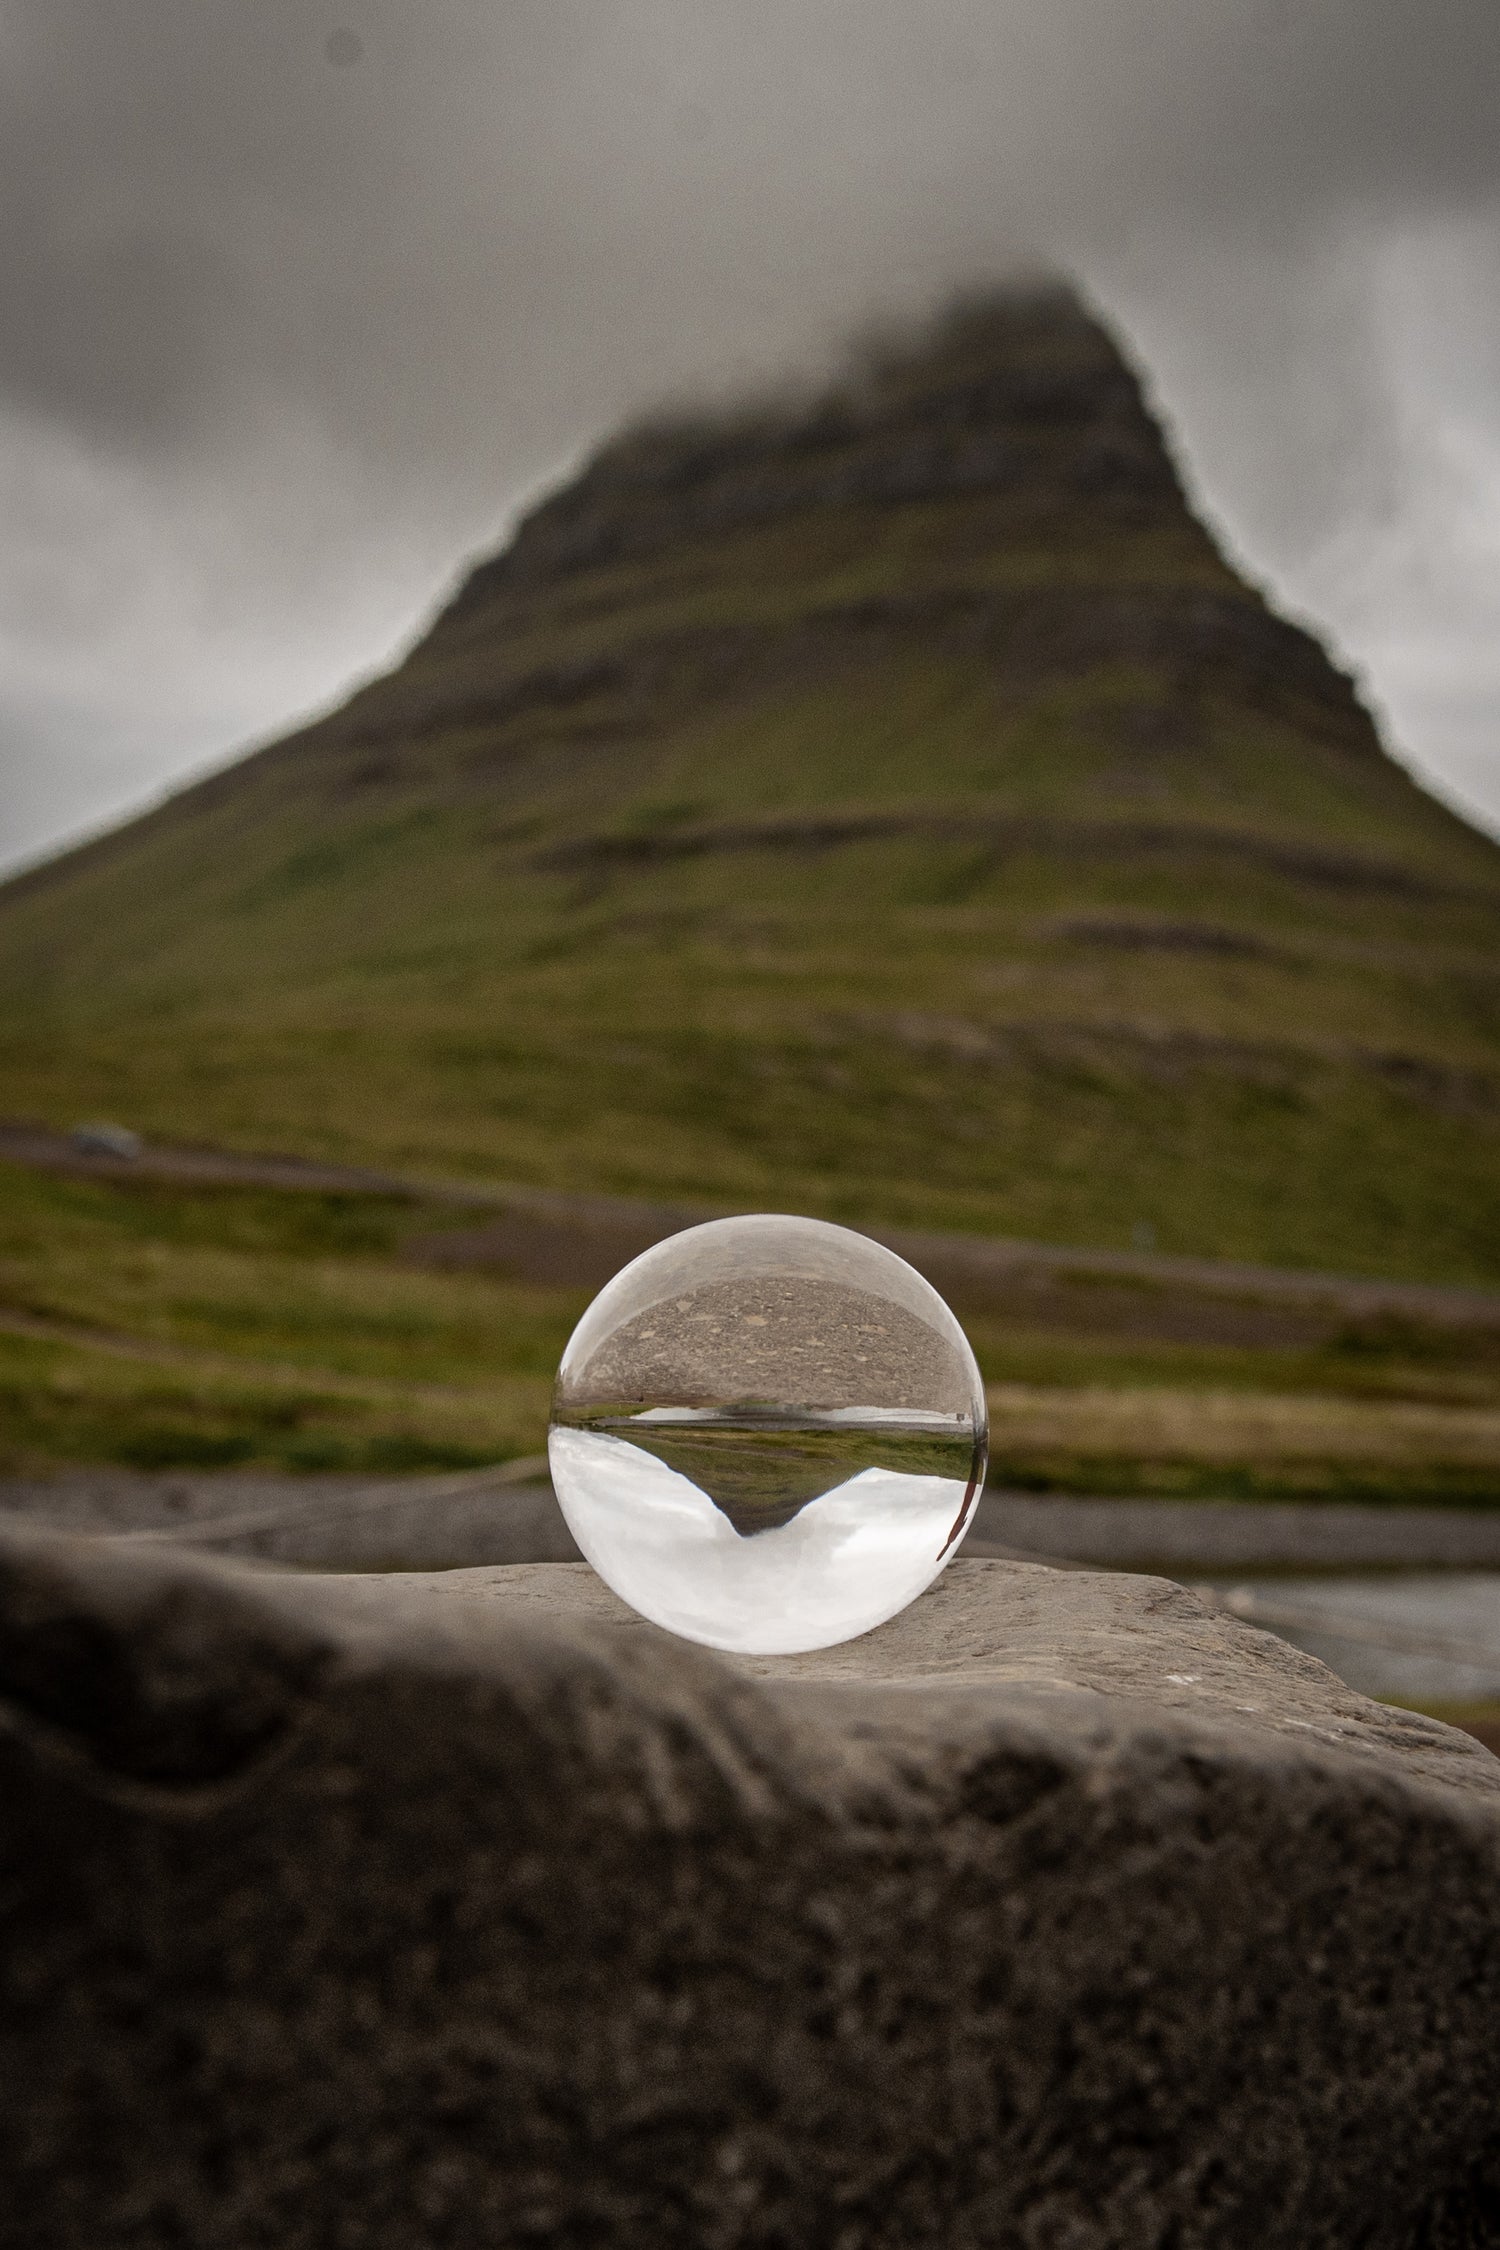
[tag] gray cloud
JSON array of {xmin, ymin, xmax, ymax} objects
[{"xmin": 3, "ymin": 0, "xmax": 1500, "ymax": 870}]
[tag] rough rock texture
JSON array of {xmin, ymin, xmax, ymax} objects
[{"xmin": 0, "ymin": 1525, "xmax": 1497, "ymax": 2249}]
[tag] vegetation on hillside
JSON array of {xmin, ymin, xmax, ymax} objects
[
  {"xmin": 1, "ymin": 286, "xmax": 1497, "ymax": 1474},
  {"xmin": 3, "ymin": 1159, "xmax": 1498, "ymax": 1494}
]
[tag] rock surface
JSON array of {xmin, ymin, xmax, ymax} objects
[{"xmin": 0, "ymin": 1526, "xmax": 1497, "ymax": 2248}]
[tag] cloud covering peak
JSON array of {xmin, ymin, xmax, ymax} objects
[{"xmin": 4, "ymin": 0, "xmax": 1499, "ymax": 868}]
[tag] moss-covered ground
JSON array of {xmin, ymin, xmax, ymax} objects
[{"xmin": 4, "ymin": 1159, "xmax": 1497, "ymax": 1492}]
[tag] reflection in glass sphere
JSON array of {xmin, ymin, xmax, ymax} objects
[{"xmin": 548, "ymin": 1215, "xmax": 988, "ymax": 1654}]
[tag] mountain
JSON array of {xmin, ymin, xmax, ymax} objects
[{"xmin": 2, "ymin": 283, "xmax": 1498, "ymax": 1283}]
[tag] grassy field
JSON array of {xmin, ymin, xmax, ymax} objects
[
  {"xmin": 4, "ymin": 858, "xmax": 1500, "ymax": 1284},
  {"xmin": 0, "ymin": 1164, "xmax": 570, "ymax": 1472},
  {"xmin": 4, "ymin": 1157, "xmax": 1498, "ymax": 1495}
]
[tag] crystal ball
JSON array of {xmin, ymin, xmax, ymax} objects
[{"xmin": 548, "ymin": 1214, "xmax": 989, "ymax": 1654}]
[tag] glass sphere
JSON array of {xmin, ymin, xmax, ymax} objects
[{"xmin": 548, "ymin": 1214, "xmax": 988, "ymax": 1654}]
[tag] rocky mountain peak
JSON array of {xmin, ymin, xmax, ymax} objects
[{"xmin": 453, "ymin": 283, "xmax": 1190, "ymax": 607}]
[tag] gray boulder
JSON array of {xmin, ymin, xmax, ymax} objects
[{"xmin": 0, "ymin": 1524, "xmax": 1496, "ymax": 2248}]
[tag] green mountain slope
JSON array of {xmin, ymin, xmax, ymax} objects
[{"xmin": 3, "ymin": 285, "xmax": 1499, "ymax": 1282}]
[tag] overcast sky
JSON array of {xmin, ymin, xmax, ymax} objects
[{"xmin": 4, "ymin": 0, "xmax": 1499, "ymax": 874}]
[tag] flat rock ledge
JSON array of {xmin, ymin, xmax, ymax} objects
[{"xmin": 0, "ymin": 1529, "xmax": 1497, "ymax": 2250}]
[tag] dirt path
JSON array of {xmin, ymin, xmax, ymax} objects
[
  {"xmin": 0, "ymin": 1119, "xmax": 497, "ymax": 1206},
  {"xmin": 2, "ymin": 1469, "xmax": 1498, "ymax": 1573},
  {"xmin": 7, "ymin": 1116, "xmax": 1500, "ymax": 1332}
]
